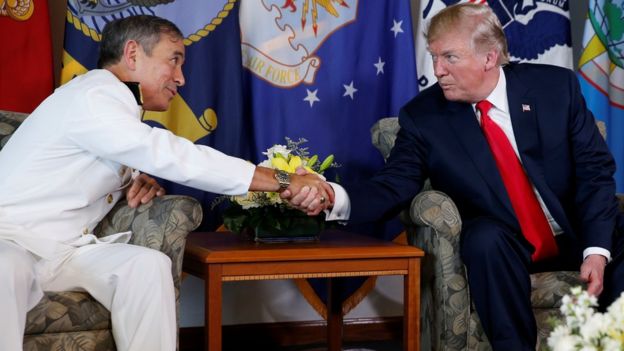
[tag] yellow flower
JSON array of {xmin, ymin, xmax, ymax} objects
[
  {"xmin": 288, "ymin": 155, "xmax": 302, "ymax": 170},
  {"xmin": 271, "ymin": 157, "xmax": 294, "ymax": 172}
]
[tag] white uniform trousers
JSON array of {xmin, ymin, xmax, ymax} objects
[{"xmin": 0, "ymin": 239, "xmax": 176, "ymax": 351}]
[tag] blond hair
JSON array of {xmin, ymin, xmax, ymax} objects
[{"xmin": 425, "ymin": 3, "xmax": 510, "ymax": 65}]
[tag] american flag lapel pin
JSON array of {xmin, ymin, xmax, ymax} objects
[{"xmin": 522, "ymin": 104, "xmax": 531, "ymax": 112}]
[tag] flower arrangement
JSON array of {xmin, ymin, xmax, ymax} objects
[
  {"xmin": 547, "ymin": 286, "xmax": 624, "ymax": 351},
  {"xmin": 222, "ymin": 137, "xmax": 338, "ymax": 242}
]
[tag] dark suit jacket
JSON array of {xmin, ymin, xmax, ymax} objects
[{"xmin": 347, "ymin": 63, "xmax": 620, "ymax": 252}]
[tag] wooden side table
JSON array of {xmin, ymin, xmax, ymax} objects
[{"xmin": 182, "ymin": 230, "xmax": 424, "ymax": 351}]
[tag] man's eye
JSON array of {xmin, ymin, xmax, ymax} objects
[{"xmin": 445, "ymin": 55, "xmax": 458, "ymax": 63}]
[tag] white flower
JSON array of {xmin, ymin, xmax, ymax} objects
[
  {"xmin": 548, "ymin": 287, "xmax": 624, "ymax": 351},
  {"xmin": 232, "ymin": 193, "xmax": 262, "ymax": 209},
  {"xmin": 602, "ymin": 338, "xmax": 623, "ymax": 351},
  {"xmin": 606, "ymin": 291, "xmax": 624, "ymax": 324},
  {"xmin": 263, "ymin": 144, "xmax": 290, "ymax": 159},
  {"xmin": 548, "ymin": 325, "xmax": 572, "ymax": 347},
  {"xmin": 257, "ymin": 159, "xmax": 272, "ymax": 168},
  {"xmin": 579, "ymin": 313, "xmax": 609, "ymax": 340},
  {"xmin": 550, "ymin": 334, "xmax": 581, "ymax": 351}
]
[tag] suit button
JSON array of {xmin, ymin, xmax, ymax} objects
[
  {"xmin": 119, "ymin": 166, "xmax": 126, "ymax": 176},
  {"xmin": 83, "ymin": 228, "xmax": 89, "ymax": 235},
  {"xmin": 106, "ymin": 194, "xmax": 113, "ymax": 204}
]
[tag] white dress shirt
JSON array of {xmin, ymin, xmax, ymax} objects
[{"xmin": 328, "ymin": 67, "xmax": 610, "ymax": 261}]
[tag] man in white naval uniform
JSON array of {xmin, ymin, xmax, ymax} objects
[{"xmin": 0, "ymin": 15, "xmax": 332, "ymax": 351}]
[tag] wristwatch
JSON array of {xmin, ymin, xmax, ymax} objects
[{"xmin": 274, "ymin": 169, "xmax": 291, "ymax": 191}]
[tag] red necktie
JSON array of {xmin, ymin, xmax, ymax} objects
[{"xmin": 477, "ymin": 100, "xmax": 558, "ymax": 261}]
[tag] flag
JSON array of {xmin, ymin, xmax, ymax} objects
[
  {"xmin": 577, "ymin": 0, "xmax": 624, "ymax": 192},
  {"xmin": 415, "ymin": 0, "xmax": 573, "ymax": 90},
  {"xmin": 240, "ymin": 0, "xmax": 418, "ymax": 317},
  {"xmin": 0, "ymin": 0, "xmax": 53, "ymax": 113},
  {"xmin": 61, "ymin": 0, "xmax": 251, "ymax": 230}
]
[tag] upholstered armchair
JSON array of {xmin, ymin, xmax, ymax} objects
[
  {"xmin": 1, "ymin": 110, "xmax": 203, "ymax": 351},
  {"xmin": 370, "ymin": 117, "xmax": 623, "ymax": 351}
]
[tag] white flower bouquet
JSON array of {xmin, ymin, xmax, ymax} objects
[{"xmin": 547, "ymin": 286, "xmax": 624, "ymax": 351}]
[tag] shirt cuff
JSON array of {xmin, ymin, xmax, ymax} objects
[
  {"xmin": 583, "ymin": 247, "xmax": 611, "ymax": 263},
  {"xmin": 324, "ymin": 182, "xmax": 350, "ymax": 221}
]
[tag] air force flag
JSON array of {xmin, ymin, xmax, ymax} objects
[{"xmin": 240, "ymin": 0, "xmax": 417, "ymax": 183}]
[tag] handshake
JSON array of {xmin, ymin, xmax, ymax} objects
[{"xmin": 278, "ymin": 168, "xmax": 335, "ymax": 216}]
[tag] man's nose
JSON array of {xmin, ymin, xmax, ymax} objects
[
  {"xmin": 433, "ymin": 60, "xmax": 447, "ymax": 78},
  {"xmin": 175, "ymin": 66, "xmax": 185, "ymax": 86}
]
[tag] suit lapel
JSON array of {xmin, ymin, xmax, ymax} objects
[
  {"xmin": 506, "ymin": 68, "xmax": 547, "ymax": 194},
  {"xmin": 447, "ymin": 101, "xmax": 516, "ymax": 219},
  {"xmin": 505, "ymin": 67, "xmax": 572, "ymax": 234}
]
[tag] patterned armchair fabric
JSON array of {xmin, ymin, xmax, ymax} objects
[
  {"xmin": 371, "ymin": 117, "xmax": 602, "ymax": 351},
  {"xmin": 1, "ymin": 110, "xmax": 203, "ymax": 351}
]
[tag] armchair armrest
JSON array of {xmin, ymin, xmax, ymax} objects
[
  {"xmin": 405, "ymin": 190, "xmax": 472, "ymax": 349},
  {"xmin": 409, "ymin": 190, "xmax": 462, "ymax": 238},
  {"xmin": 370, "ymin": 117, "xmax": 400, "ymax": 160},
  {"xmin": 94, "ymin": 195, "xmax": 202, "ymax": 290}
]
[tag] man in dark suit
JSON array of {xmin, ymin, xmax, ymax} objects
[{"xmin": 285, "ymin": 3, "xmax": 624, "ymax": 350}]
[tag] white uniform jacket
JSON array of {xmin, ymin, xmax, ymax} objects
[{"xmin": 0, "ymin": 69, "xmax": 255, "ymax": 258}]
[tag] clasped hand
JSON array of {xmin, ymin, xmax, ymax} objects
[{"xmin": 280, "ymin": 168, "xmax": 335, "ymax": 216}]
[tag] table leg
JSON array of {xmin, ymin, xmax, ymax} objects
[
  {"xmin": 404, "ymin": 258, "xmax": 420, "ymax": 351},
  {"xmin": 327, "ymin": 278, "xmax": 343, "ymax": 351},
  {"xmin": 205, "ymin": 264, "xmax": 223, "ymax": 351}
]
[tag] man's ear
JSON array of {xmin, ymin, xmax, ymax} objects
[
  {"xmin": 484, "ymin": 50, "xmax": 499, "ymax": 71},
  {"xmin": 123, "ymin": 40, "xmax": 140, "ymax": 70}
]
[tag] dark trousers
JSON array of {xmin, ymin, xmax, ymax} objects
[{"xmin": 459, "ymin": 216, "xmax": 624, "ymax": 351}]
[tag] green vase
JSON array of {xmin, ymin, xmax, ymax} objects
[
  {"xmin": 223, "ymin": 204, "xmax": 325, "ymax": 243},
  {"xmin": 251, "ymin": 210, "xmax": 323, "ymax": 243}
]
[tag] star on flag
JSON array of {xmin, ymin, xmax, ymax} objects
[
  {"xmin": 304, "ymin": 89, "xmax": 320, "ymax": 107},
  {"xmin": 374, "ymin": 57, "xmax": 385, "ymax": 75},
  {"xmin": 343, "ymin": 81, "xmax": 358, "ymax": 99},
  {"xmin": 391, "ymin": 19, "xmax": 404, "ymax": 37}
]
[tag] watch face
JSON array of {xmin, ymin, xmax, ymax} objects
[{"xmin": 275, "ymin": 170, "xmax": 290, "ymax": 189}]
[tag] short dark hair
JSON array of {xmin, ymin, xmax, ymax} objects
[{"xmin": 97, "ymin": 15, "xmax": 183, "ymax": 69}]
